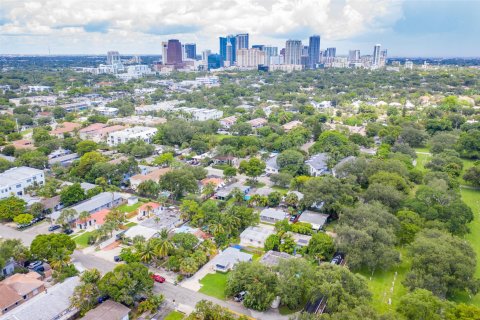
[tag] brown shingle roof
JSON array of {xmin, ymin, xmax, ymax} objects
[
  {"xmin": 0, "ymin": 283, "xmax": 22, "ymax": 310},
  {"xmin": 2, "ymin": 272, "xmax": 44, "ymax": 296}
]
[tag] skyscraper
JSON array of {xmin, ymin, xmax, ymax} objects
[
  {"xmin": 236, "ymin": 48, "xmax": 265, "ymax": 68},
  {"xmin": 308, "ymin": 35, "xmax": 320, "ymax": 69},
  {"xmin": 184, "ymin": 43, "xmax": 196, "ymax": 60},
  {"xmin": 373, "ymin": 44, "xmax": 381, "ymax": 66},
  {"xmin": 161, "ymin": 42, "xmax": 168, "ymax": 64},
  {"xmin": 252, "ymin": 45, "xmax": 264, "ymax": 50},
  {"xmin": 285, "ymin": 40, "xmax": 302, "ymax": 65},
  {"xmin": 208, "ymin": 54, "xmax": 223, "ymax": 70},
  {"xmin": 236, "ymin": 33, "xmax": 249, "ymax": 50},
  {"xmin": 348, "ymin": 50, "xmax": 361, "ymax": 62},
  {"xmin": 324, "ymin": 47, "xmax": 336, "ymax": 63},
  {"xmin": 263, "ymin": 46, "xmax": 278, "ymax": 65},
  {"xmin": 220, "ymin": 35, "xmax": 236, "ymax": 65},
  {"xmin": 107, "ymin": 51, "xmax": 120, "ymax": 65},
  {"xmin": 166, "ymin": 39, "xmax": 182, "ymax": 65}
]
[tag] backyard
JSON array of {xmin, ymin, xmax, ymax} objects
[{"xmin": 198, "ymin": 272, "xmax": 228, "ymax": 300}]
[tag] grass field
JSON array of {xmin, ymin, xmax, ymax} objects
[
  {"xmin": 123, "ymin": 221, "xmax": 137, "ymax": 228},
  {"xmin": 164, "ymin": 311, "xmax": 185, "ymax": 320},
  {"xmin": 199, "ymin": 272, "xmax": 228, "ymax": 300},
  {"xmin": 117, "ymin": 201, "xmax": 144, "ymax": 213},
  {"xmin": 72, "ymin": 231, "xmax": 92, "ymax": 248},
  {"xmin": 359, "ymin": 248, "xmax": 411, "ymax": 314}
]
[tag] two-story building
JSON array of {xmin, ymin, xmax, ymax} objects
[
  {"xmin": 0, "ymin": 167, "xmax": 45, "ymax": 199},
  {"xmin": 107, "ymin": 126, "xmax": 158, "ymax": 146}
]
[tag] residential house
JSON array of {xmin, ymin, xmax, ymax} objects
[
  {"xmin": 287, "ymin": 232, "xmax": 312, "ymax": 248},
  {"xmin": 240, "ymin": 226, "xmax": 275, "ymax": 248},
  {"xmin": 212, "ymin": 155, "xmax": 238, "ymax": 166},
  {"xmin": 48, "ymin": 153, "xmax": 79, "ymax": 167},
  {"xmin": 129, "ymin": 168, "xmax": 171, "ymax": 190},
  {"xmin": 10, "ymin": 140, "xmax": 35, "ymax": 150},
  {"xmin": 282, "ymin": 120, "xmax": 302, "ymax": 132},
  {"xmin": 259, "ymin": 250, "xmax": 294, "ymax": 267},
  {"xmin": 81, "ymin": 300, "xmax": 130, "ymax": 320},
  {"xmin": 220, "ymin": 116, "xmax": 237, "ymax": 129},
  {"xmin": 214, "ymin": 183, "xmax": 250, "ymax": 201},
  {"xmin": 108, "ymin": 116, "xmax": 166, "ymax": 127},
  {"xmin": 137, "ymin": 202, "xmax": 161, "ymax": 217},
  {"xmin": 51, "ymin": 192, "xmax": 124, "ymax": 223},
  {"xmin": 79, "ymin": 123, "xmax": 126, "ymax": 143},
  {"xmin": 123, "ymin": 225, "xmax": 158, "ymax": 241},
  {"xmin": 1, "ymin": 259, "xmax": 15, "ymax": 278},
  {"xmin": 298, "ymin": 210, "xmax": 329, "ymax": 230},
  {"xmin": 305, "ymin": 153, "xmax": 330, "ymax": 177},
  {"xmin": 0, "ymin": 276, "xmax": 79, "ymax": 320},
  {"xmin": 246, "ymin": 118, "xmax": 268, "ymax": 129},
  {"xmin": 265, "ymin": 154, "xmax": 279, "ymax": 175},
  {"xmin": 0, "ymin": 167, "xmax": 45, "ymax": 200},
  {"xmin": 75, "ymin": 208, "xmax": 110, "ymax": 230},
  {"xmin": 108, "ymin": 126, "xmax": 158, "ymax": 146},
  {"xmin": 0, "ymin": 272, "xmax": 45, "ymax": 315},
  {"xmin": 50, "ymin": 122, "xmax": 81, "ymax": 138},
  {"xmin": 260, "ymin": 208, "xmax": 286, "ymax": 224},
  {"xmin": 199, "ymin": 177, "xmax": 224, "ymax": 192},
  {"xmin": 211, "ymin": 247, "xmax": 252, "ymax": 272}
]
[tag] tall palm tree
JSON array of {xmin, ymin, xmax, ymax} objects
[
  {"xmin": 78, "ymin": 211, "xmax": 90, "ymax": 228},
  {"xmin": 208, "ymin": 223, "xmax": 225, "ymax": 236},
  {"xmin": 154, "ymin": 238, "xmax": 174, "ymax": 258},
  {"xmin": 138, "ymin": 241, "xmax": 156, "ymax": 264}
]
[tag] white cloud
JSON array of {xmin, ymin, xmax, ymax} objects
[{"xmin": 0, "ymin": 0, "xmax": 404, "ymax": 54}]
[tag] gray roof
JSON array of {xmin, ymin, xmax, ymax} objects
[
  {"xmin": 259, "ymin": 250, "xmax": 294, "ymax": 267},
  {"xmin": 240, "ymin": 226, "xmax": 275, "ymax": 242},
  {"xmin": 260, "ymin": 208, "xmax": 286, "ymax": 220},
  {"xmin": 81, "ymin": 300, "xmax": 130, "ymax": 320},
  {"xmin": 298, "ymin": 210, "xmax": 329, "ymax": 228},
  {"xmin": 212, "ymin": 247, "xmax": 252, "ymax": 268},
  {"xmin": 0, "ymin": 167, "xmax": 44, "ymax": 187},
  {"xmin": 266, "ymin": 154, "xmax": 279, "ymax": 170},
  {"xmin": 48, "ymin": 153, "xmax": 79, "ymax": 165},
  {"xmin": 305, "ymin": 153, "xmax": 329, "ymax": 170},
  {"xmin": 0, "ymin": 276, "xmax": 80, "ymax": 320},
  {"xmin": 0, "ymin": 154, "xmax": 15, "ymax": 162},
  {"xmin": 51, "ymin": 192, "xmax": 123, "ymax": 220}
]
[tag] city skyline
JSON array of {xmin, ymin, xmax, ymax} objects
[{"xmin": 0, "ymin": 0, "xmax": 479, "ymax": 57}]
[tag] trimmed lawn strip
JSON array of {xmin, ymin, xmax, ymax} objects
[
  {"xmin": 73, "ymin": 231, "xmax": 92, "ymax": 248},
  {"xmin": 199, "ymin": 272, "xmax": 228, "ymax": 300},
  {"xmin": 117, "ymin": 201, "xmax": 145, "ymax": 213},
  {"xmin": 164, "ymin": 311, "xmax": 185, "ymax": 320}
]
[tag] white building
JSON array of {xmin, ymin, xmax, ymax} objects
[
  {"xmin": 26, "ymin": 85, "xmax": 51, "ymax": 93},
  {"xmin": 195, "ymin": 76, "xmax": 220, "ymax": 86},
  {"xmin": 269, "ymin": 64, "xmax": 303, "ymax": 72},
  {"xmin": 240, "ymin": 226, "xmax": 275, "ymax": 248},
  {"xmin": 176, "ymin": 107, "xmax": 223, "ymax": 121},
  {"xmin": 285, "ymin": 40, "xmax": 302, "ymax": 65},
  {"xmin": 220, "ymin": 116, "xmax": 237, "ymax": 129},
  {"xmin": 108, "ymin": 126, "xmax": 158, "ymax": 146},
  {"xmin": 94, "ymin": 106, "xmax": 118, "ymax": 116},
  {"xmin": 0, "ymin": 167, "xmax": 45, "ymax": 199},
  {"xmin": 236, "ymin": 48, "xmax": 266, "ymax": 68}
]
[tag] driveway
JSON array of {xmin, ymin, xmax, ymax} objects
[{"xmin": 180, "ymin": 256, "xmax": 217, "ymax": 291}]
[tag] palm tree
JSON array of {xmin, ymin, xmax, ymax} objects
[
  {"xmin": 138, "ymin": 241, "xmax": 156, "ymax": 264},
  {"xmin": 154, "ymin": 238, "xmax": 174, "ymax": 258},
  {"xmin": 202, "ymin": 182, "xmax": 216, "ymax": 199},
  {"xmin": 208, "ymin": 223, "xmax": 224, "ymax": 236},
  {"xmin": 57, "ymin": 208, "xmax": 77, "ymax": 229},
  {"xmin": 78, "ymin": 211, "xmax": 90, "ymax": 228}
]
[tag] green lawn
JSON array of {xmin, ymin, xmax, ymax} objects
[
  {"xmin": 199, "ymin": 272, "xmax": 228, "ymax": 300},
  {"xmin": 279, "ymin": 304, "xmax": 303, "ymax": 315},
  {"xmin": 117, "ymin": 201, "xmax": 144, "ymax": 213},
  {"xmin": 414, "ymin": 152, "xmax": 432, "ymax": 172},
  {"xmin": 72, "ymin": 231, "xmax": 92, "ymax": 248},
  {"xmin": 359, "ymin": 248, "xmax": 411, "ymax": 314},
  {"xmin": 271, "ymin": 186, "xmax": 289, "ymax": 194},
  {"xmin": 123, "ymin": 221, "xmax": 137, "ymax": 228},
  {"xmin": 164, "ymin": 311, "xmax": 185, "ymax": 320}
]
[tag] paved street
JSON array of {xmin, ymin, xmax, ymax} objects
[{"xmin": 0, "ymin": 223, "xmax": 37, "ymax": 245}]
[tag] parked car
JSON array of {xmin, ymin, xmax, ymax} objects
[
  {"xmin": 234, "ymin": 291, "xmax": 247, "ymax": 302},
  {"xmin": 33, "ymin": 265, "xmax": 45, "ymax": 273},
  {"xmin": 28, "ymin": 261, "xmax": 43, "ymax": 269},
  {"xmin": 114, "ymin": 256, "xmax": 122, "ymax": 262},
  {"xmin": 151, "ymin": 274, "xmax": 166, "ymax": 283},
  {"xmin": 63, "ymin": 229, "xmax": 74, "ymax": 235},
  {"xmin": 97, "ymin": 295, "xmax": 109, "ymax": 304},
  {"xmin": 48, "ymin": 224, "xmax": 61, "ymax": 232},
  {"xmin": 331, "ymin": 253, "xmax": 345, "ymax": 265}
]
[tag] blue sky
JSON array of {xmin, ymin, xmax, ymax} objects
[{"xmin": 0, "ymin": 0, "xmax": 479, "ymax": 57}]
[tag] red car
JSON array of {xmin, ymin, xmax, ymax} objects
[{"xmin": 151, "ymin": 274, "xmax": 166, "ymax": 283}]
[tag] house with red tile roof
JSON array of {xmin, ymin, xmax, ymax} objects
[
  {"xmin": 50, "ymin": 122, "xmax": 81, "ymax": 137},
  {"xmin": 137, "ymin": 202, "xmax": 161, "ymax": 217},
  {"xmin": 75, "ymin": 208, "xmax": 110, "ymax": 230}
]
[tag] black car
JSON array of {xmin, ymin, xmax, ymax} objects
[
  {"xmin": 234, "ymin": 291, "xmax": 247, "ymax": 302},
  {"xmin": 63, "ymin": 229, "xmax": 74, "ymax": 235},
  {"xmin": 28, "ymin": 261, "xmax": 43, "ymax": 269},
  {"xmin": 114, "ymin": 256, "xmax": 122, "ymax": 262},
  {"xmin": 48, "ymin": 224, "xmax": 61, "ymax": 232}
]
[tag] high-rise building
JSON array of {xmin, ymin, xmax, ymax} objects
[
  {"xmin": 161, "ymin": 42, "xmax": 168, "ymax": 64},
  {"xmin": 166, "ymin": 39, "xmax": 183, "ymax": 65},
  {"xmin": 236, "ymin": 33, "xmax": 249, "ymax": 50},
  {"xmin": 107, "ymin": 51, "xmax": 120, "ymax": 65},
  {"xmin": 220, "ymin": 35, "xmax": 237, "ymax": 65},
  {"xmin": 380, "ymin": 49, "xmax": 388, "ymax": 67},
  {"xmin": 285, "ymin": 40, "xmax": 302, "ymax": 65},
  {"xmin": 207, "ymin": 54, "xmax": 223, "ymax": 70},
  {"xmin": 263, "ymin": 46, "xmax": 278, "ymax": 65},
  {"xmin": 348, "ymin": 50, "xmax": 361, "ymax": 62},
  {"xmin": 252, "ymin": 45, "xmax": 264, "ymax": 50},
  {"xmin": 225, "ymin": 42, "xmax": 233, "ymax": 67},
  {"xmin": 373, "ymin": 44, "xmax": 381, "ymax": 66},
  {"xmin": 202, "ymin": 50, "xmax": 211, "ymax": 63},
  {"xmin": 184, "ymin": 43, "xmax": 196, "ymax": 60},
  {"xmin": 236, "ymin": 48, "xmax": 265, "ymax": 68},
  {"xmin": 324, "ymin": 47, "xmax": 336, "ymax": 63},
  {"xmin": 308, "ymin": 35, "xmax": 321, "ymax": 69}
]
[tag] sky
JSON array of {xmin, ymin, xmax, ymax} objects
[{"xmin": 0, "ymin": 0, "xmax": 479, "ymax": 57}]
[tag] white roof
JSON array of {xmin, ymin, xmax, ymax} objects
[
  {"xmin": 211, "ymin": 247, "xmax": 252, "ymax": 268},
  {"xmin": 260, "ymin": 208, "xmax": 286, "ymax": 220},
  {"xmin": 240, "ymin": 226, "xmax": 275, "ymax": 242},
  {"xmin": 124, "ymin": 225, "xmax": 158, "ymax": 240},
  {"xmin": 0, "ymin": 276, "xmax": 79, "ymax": 320},
  {"xmin": 0, "ymin": 167, "xmax": 43, "ymax": 187},
  {"xmin": 298, "ymin": 211, "xmax": 329, "ymax": 228}
]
